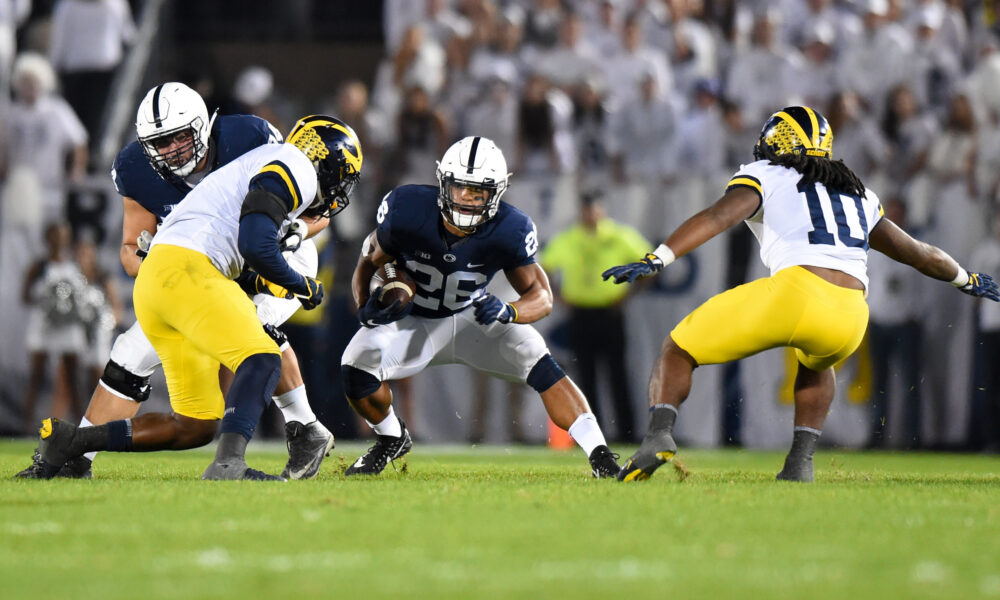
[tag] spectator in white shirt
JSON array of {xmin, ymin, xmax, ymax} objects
[
  {"xmin": 602, "ymin": 13, "xmax": 672, "ymax": 111},
  {"xmin": 48, "ymin": 0, "xmax": 134, "ymax": 146}
]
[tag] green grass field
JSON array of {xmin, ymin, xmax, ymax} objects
[{"xmin": 2, "ymin": 439, "xmax": 999, "ymax": 600}]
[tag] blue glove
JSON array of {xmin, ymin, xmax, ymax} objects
[
  {"xmin": 358, "ymin": 290, "xmax": 413, "ymax": 328},
  {"xmin": 601, "ymin": 252, "xmax": 665, "ymax": 284},
  {"xmin": 473, "ymin": 294, "xmax": 516, "ymax": 325},
  {"xmin": 957, "ymin": 272, "xmax": 1000, "ymax": 302},
  {"xmin": 291, "ymin": 276, "xmax": 324, "ymax": 310}
]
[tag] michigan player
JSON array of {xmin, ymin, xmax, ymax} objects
[
  {"xmin": 604, "ymin": 106, "xmax": 1000, "ymax": 482},
  {"xmin": 33, "ymin": 115, "xmax": 362, "ymax": 480},
  {"xmin": 17, "ymin": 83, "xmax": 333, "ymax": 480},
  {"xmin": 340, "ymin": 136, "xmax": 621, "ymax": 478}
]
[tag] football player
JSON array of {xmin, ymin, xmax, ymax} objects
[
  {"xmin": 604, "ymin": 106, "xmax": 1000, "ymax": 482},
  {"xmin": 32, "ymin": 115, "xmax": 362, "ymax": 480},
  {"xmin": 340, "ymin": 136, "xmax": 621, "ymax": 478},
  {"xmin": 17, "ymin": 83, "xmax": 335, "ymax": 480}
]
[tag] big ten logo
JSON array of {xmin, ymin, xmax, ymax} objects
[{"xmin": 650, "ymin": 253, "xmax": 698, "ymax": 295}]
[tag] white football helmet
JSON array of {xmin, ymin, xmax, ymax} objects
[
  {"xmin": 435, "ymin": 136, "xmax": 510, "ymax": 231},
  {"xmin": 135, "ymin": 82, "xmax": 215, "ymax": 179}
]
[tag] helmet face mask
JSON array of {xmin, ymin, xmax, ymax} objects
[
  {"xmin": 753, "ymin": 106, "xmax": 834, "ymax": 161},
  {"xmin": 436, "ymin": 136, "xmax": 509, "ymax": 232},
  {"xmin": 287, "ymin": 115, "xmax": 363, "ymax": 219},
  {"xmin": 135, "ymin": 83, "xmax": 214, "ymax": 180}
]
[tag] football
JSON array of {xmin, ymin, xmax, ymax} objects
[{"xmin": 370, "ymin": 262, "xmax": 416, "ymax": 309}]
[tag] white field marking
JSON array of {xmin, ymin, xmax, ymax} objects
[
  {"xmin": 5, "ymin": 522, "xmax": 63, "ymax": 535},
  {"xmin": 980, "ymin": 575, "xmax": 1000, "ymax": 596},
  {"xmin": 911, "ymin": 560, "xmax": 952, "ymax": 584}
]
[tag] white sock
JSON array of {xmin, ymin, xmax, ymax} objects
[
  {"xmin": 273, "ymin": 385, "xmax": 317, "ymax": 425},
  {"xmin": 371, "ymin": 406, "xmax": 402, "ymax": 438},
  {"xmin": 568, "ymin": 412, "xmax": 607, "ymax": 457},
  {"xmin": 79, "ymin": 416, "xmax": 97, "ymax": 462}
]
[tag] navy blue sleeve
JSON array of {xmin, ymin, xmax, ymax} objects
[
  {"xmin": 238, "ymin": 213, "xmax": 308, "ymax": 293},
  {"xmin": 374, "ymin": 190, "xmax": 400, "ymax": 258},
  {"xmin": 507, "ymin": 211, "xmax": 538, "ymax": 269}
]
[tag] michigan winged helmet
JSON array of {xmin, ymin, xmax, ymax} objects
[
  {"xmin": 753, "ymin": 106, "xmax": 834, "ymax": 161},
  {"xmin": 286, "ymin": 115, "xmax": 363, "ymax": 218}
]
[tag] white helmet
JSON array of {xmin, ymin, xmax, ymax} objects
[
  {"xmin": 435, "ymin": 136, "xmax": 510, "ymax": 231},
  {"xmin": 135, "ymin": 82, "xmax": 215, "ymax": 179}
]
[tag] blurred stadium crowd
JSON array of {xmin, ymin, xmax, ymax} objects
[{"xmin": 2, "ymin": 0, "xmax": 1000, "ymax": 451}]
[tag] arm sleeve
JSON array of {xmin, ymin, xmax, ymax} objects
[
  {"xmin": 237, "ymin": 213, "xmax": 308, "ymax": 293},
  {"xmin": 508, "ymin": 218, "xmax": 538, "ymax": 268},
  {"xmin": 373, "ymin": 190, "xmax": 400, "ymax": 258}
]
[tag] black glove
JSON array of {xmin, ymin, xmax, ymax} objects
[
  {"xmin": 358, "ymin": 290, "xmax": 413, "ymax": 328},
  {"xmin": 292, "ymin": 276, "xmax": 324, "ymax": 310},
  {"xmin": 472, "ymin": 294, "xmax": 516, "ymax": 325}
]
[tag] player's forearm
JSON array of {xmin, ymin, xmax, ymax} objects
[
  {"xmin": 663, "ymin": 208, "xmax": 732, "ymax": 258},
  {"xmin": 510, "ymin": 284, "xmax": 552, "ymax": 324},
  {"xmin": 120, "ymin": 244, "xmax": 142, "ymax": 278},
  {"xmin": 238, "ymin": 214, "xmax": 306, "ymax": 291},
  {"xmin": 906, "ymin": 241, "xmax": 962, "ymax": 282},
  {"xmin": 352, "ymin": 258, "xmax": 378, "ymax": 309}
]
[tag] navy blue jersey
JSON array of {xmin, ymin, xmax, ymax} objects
[
  {"xmin": 110, "ymin": 114, "xmax": 280, "ymax": 221},
  {"xmin": 376, "ymin": 184, "xmax": 539, "ymax": 319}
]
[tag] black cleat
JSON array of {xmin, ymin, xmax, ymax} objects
[
  {"xmin": 282, "ymin": 420, "xmax": 335, "ymax": 480},
  {"xmin": 617, "ymin": 430, "xmax": 677, "ymax": 482},
  {"xmin": 345, "ymin": 420, "xmax": 412, "ymax": 476},
  {"xmin": 34, "ymin": 419, "xmax": 80, "ymax": 479},
  {"xmin": 776, "ymin": 456, "xmax": 814, "ymax": 482},
  {"xmin": 202, "ymin": 459, "xmax": 285, "ymax": 481},
  {"xmin": 589, "ymin": 445, "xmax": 621, "ymax": 478},
  {"xmin": 17, "ymin": 448, "xmax": 92, "ymax": 480}
]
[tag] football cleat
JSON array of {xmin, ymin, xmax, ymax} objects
[
  {"xmin": 17, "ymin": 448, "xmax": 93, "ymax": 480},
  {"xmin": 34, "ymin": 418, "xmax": 80, "ymax": 480},
  {"xmin": 202, "ymin": 458, "xmax": 285, "ymax": 481},
  {"xmin": 776, "ymin": 456, "xmax": 814, "ymax": 483},
  {"xmin": 588, "ymin": 445, "xmax": 621, "ymax": 478},
  {"xmin": 345, "ymin": 420, "xmax": 412, "ymax": 476},
  {"xmin": 282, "ymin": 420, "xmax": 335, "ymax": 480},
  {"xmin": 617, "ymin": 430, "xmax": 677, "ymax": 482}
]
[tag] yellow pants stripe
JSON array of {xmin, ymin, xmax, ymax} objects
[
  {"xmin": 133, "ymin": 245, "xmax": 279, "ymax": 419},
  {"xmin": 670, "ymin": 266, "xmax": 868, "ymax": 371}
]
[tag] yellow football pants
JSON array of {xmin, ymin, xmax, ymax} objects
[
  {"xmin": 133, "ymin": 244, "xmax": 280, "ymax": 419},
  {"xmin": 670, "ymin": 265, "xmax": 869, "ymax": 371}
]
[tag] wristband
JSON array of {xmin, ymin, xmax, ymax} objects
[
  {"xmin": 507, "ymin": 303, "xmax": 518, "ymax": 323},
  {"xmin": 652, "ymin": 244, "xmax": 676, "ymax": 266},
  {"xmin": 951, "ymin": 266, "xmax": 970, "ymax": 287}
]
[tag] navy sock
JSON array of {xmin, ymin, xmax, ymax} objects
[
  {"xmin": 71, "ymin": 419, "xmax": 133, "ymax": 453},
  {"xmin": 220, "ymin": 353, "xmax": 282, "ymax": 441}
]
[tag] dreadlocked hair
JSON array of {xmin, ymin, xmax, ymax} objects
[{"xmin": 768, "ymin": 153, "xmax": 866, "ymax": 198}]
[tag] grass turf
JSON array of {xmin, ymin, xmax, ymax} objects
[{"xmin": 1, "ymin": 439, "xmax": 999, "ymax": 600}]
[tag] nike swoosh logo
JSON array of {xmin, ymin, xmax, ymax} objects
[
  {"xmin": 467, "ymin": 262, "xmax": 484, "ymax": 268},
  {"xmin": 352, "ymin": 456, "xmax": 365, "ymax": 468}
]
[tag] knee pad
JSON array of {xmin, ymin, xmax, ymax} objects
[
  {"xmin": 341, "ymin": 365, "xmax": 381, "ymax": 400},
  {"xmin": 526, "ymin": 354, "xmax": 566, "ymax": 393},
  {"xmin": 262, "ymin": 323, "xmax": 290, "ymax": 351},
  {"xmin": 99, "ymin": 360, "xmax": 152, "ymax": 402}
]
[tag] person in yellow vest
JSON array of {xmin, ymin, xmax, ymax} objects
[{"xmin": 540, "ymin": 191, "xmax": 651, "ymax": 442}]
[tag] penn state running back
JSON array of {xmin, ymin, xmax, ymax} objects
[
  {"xmin": 17, "ymin": 83, "xmax": 333, "ymax": 481},
  {"xmin": 340, "ymin": 136, "xmax": 621, "ymax": 478},
  {"xmin": 604, "ymin": 106, "xmax": 1000, "ymax": 483}
]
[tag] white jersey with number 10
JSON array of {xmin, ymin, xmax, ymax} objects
[{"xmin": 726, "ymin": 159, "xmax": 884, "ymax": 290}]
